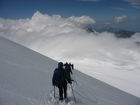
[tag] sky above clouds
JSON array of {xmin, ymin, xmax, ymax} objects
[
  {"xmin": 0, "ymin": 0, "xmax": 140, "ymax": 31},
  {"xmin": 0, "ymin": 0, "xmax": 139, "ymax": 19}
]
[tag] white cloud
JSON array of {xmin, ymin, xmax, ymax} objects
[
  {"xmin": 0, "ymin": 11, "xmax": 140, "ymax": 97},
  {"xmin": 113, "ymin": 15, "xmax": 128, "ymax": 23},
  {"xmin": 123, "ymin": 0, "xmax": 140, "ymax": 8},
  {"xmin": 67, "ymin": 16, "xmax": 96, "ymax": 27}
]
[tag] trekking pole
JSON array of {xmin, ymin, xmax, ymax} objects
[
  {"xmin": 70, "ymin": 84, "xmax": 76, "ymax": 103},
  {"xmin": 73, "ymin": 80, "xmax": 78, "ymax": 85},
  {"xmin": 54, "ymin": 86, "xmax": 55, "ymax": 98}
]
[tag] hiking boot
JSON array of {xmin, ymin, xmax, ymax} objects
[
  {"xmin": 64, "ymin": 98, "xmax": 69, "ymax": 103},
  {"xmin": 59, "ymin": 97, "xmax": 63, "ymax": 101}
]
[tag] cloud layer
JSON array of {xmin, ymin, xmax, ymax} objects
[
  {"xmin": 0, "ymin": 11, "xmax": 139, "ymax": 71},
  {"xmin": 0, "ymin": 11, "xmax": 140, "ymax": 97}
]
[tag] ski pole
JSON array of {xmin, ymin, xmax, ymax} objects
[{"xmin": 70, "ymin": 84, "xmax": 76, "ymax": 103}]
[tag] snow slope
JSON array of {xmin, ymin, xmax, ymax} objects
[{"xmin": 0, "ymin": 36, "xmax": 140, "ymax": 105}]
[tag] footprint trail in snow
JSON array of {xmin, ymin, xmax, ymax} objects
[{"xmin": 46, "ymin": 85, "xmax": 75, "ymax": 105}]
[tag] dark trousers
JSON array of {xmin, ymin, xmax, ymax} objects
[{"xmin": 58, "ymin": 85, "xmax": 67, "ymax": 100}]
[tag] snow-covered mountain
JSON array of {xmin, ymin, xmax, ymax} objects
[
  {"xmin": 89, "ymin": 26, "xmax": 135, "ymax": 38},
  {"xmin": 0, "ymin": 36, "xmax": 140, "ymax": 105}
]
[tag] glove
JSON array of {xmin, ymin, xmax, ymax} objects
[
  {"xmin": 69, "ymin": 80, "xmax": 72, "ymax": 84},
  {"xmin": 52, "ymin": 81, "xmax": 55, "ymax": 86}
]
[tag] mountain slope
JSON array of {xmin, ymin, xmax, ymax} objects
[
  {"xmin": 0, "ymin": 36, "xmax": 58, "ymax": 105},
  {"xmin": 0, "ymin": 36, "xmax": 140, "ymax": 105}
]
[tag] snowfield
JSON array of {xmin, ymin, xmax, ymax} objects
[{"xmin": 0, "ymin": 36, "xmax": 140, "ymax": 105}]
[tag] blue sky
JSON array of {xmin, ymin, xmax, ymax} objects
[{"xmin": 0, "ymin": 0, "xmax": 140, "ymax": 31}]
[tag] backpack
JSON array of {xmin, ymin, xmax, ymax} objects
[{"xmin": 52, "ymin": 68, "xmax": 66, "ymax": 87}]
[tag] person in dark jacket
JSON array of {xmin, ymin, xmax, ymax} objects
[
  {"xmin": 69, "ymin": 63, "xmax": 74, "ymax": 70},
  {"xmin": 71, "ymin": 63, "xmax": 74, "ymax": 70},
  {"xmin": 64, "ymin": 62, "xmax": 72, "ymax": 74},
  {"xmin": 52, "ymin": 62, "xmax": 71, "ymax": 100},
  {"xmin": 64, "ymin": 62, "xmax": 73, "ymax": 82}
]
